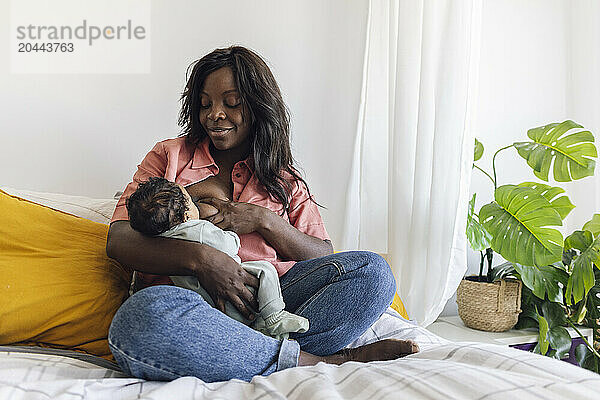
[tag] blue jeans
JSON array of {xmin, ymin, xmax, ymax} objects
[{"xmin": 108, "ymin": 251, "xmax": 396, "ymax": 382}]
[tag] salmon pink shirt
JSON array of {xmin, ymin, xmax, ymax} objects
[{"xmin": 111, "ymin": 137, "xmax": 330, "ymax": 287}]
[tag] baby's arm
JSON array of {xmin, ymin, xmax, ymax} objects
[{"xmin": 200, "ymin": 221, "xmax": 241, "ymax": 259}]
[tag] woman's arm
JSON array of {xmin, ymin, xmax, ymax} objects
[
  {"xmin": 201, "ymin": 198, "xmax": 334, "ymax": 261},
  {"xmin": 106, "ymin": 221, "xmax": 259, "ymax": 318},
  {"xmin": 107, "ymin": 221, "xmax": 201, "ymax": 275},
  {"xmin": 258, "ymin": 210, "xmax": 334, "ymax": 261}
]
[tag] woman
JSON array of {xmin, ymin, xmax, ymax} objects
[{"xmin": 106, "ymin": 46, "xmax": 418, "ymax": 383}]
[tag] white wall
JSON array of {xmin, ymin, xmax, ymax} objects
[
  {"xmin": 0, "ymin": 0, "xmax": 368, "ymax": 247},
  {"xmin": 441, "ymin": 0, "xmax": 600, "ymax": 316}
]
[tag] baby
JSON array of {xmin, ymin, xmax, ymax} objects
[{"xmin": 125, "ymin": 177, "xmax": 309, "ymax": 340}]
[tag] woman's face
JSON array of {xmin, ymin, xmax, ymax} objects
[{"xmin": 199, "ymin": 67, "xmax": 252, "ymax": 152}]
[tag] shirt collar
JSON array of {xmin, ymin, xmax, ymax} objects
[
  {"xmin": 191, "ymin": 137, "xmax": 255, "ymax": 171},
  {"xmin": 191, "ymin": 137, "xmax": 217, "ymax": 169},
  {"xmin": 240, "ymin": 155, "xmax": 255, "ymax": 172}
]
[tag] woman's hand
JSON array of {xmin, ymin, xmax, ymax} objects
[
  {"xmin": 195, "ymin": 245, "xmax": 259, "ymax": 320},
  {"xmin": 200, "ymin": 197, "xmax": 333, "ymax": 261},
  {"xmin": 200, "ymin": 197, "xmax": 270, "ymax": 235},
  {"xmin": 107, "ymin": 222, "xmax": 259, "ymax": 319}
]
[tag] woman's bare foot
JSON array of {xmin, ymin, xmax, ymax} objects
[{"xmin": 297, "ymin": 339, "xmax": 419, "ymax": 366}]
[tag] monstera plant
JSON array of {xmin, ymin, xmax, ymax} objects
[{"xmin": 467, "ymin": 120, "xmax": 600, "ymax": 373}]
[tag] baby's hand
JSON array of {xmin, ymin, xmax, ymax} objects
[{"xmin": 196, "ymin": 201, "xmax": 220, "ymax": 220}]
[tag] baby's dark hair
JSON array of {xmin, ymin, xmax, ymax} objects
[{"xmin": 126, "ymin": 177, "xmax": 188, "ymax": 236}]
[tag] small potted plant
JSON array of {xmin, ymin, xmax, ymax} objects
[
  {"xmin": 459, "ymin": 192, "xmax": 522, "ymax": 332},
  {"xmin": 457, "ymin": 120, "xmax": 597, "ymax": 331},
  {"xmin": 461, "ymin": 120, "xmax": 600, "ymax": 372}
]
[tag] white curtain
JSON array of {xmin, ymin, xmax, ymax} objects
[
  {"xmin": 342, "ymin": 0, "xmax": 482, "ymax": 326},
  {"xmin": 564, "ymin": 0, "xmax": 600, "ymax": 233}
]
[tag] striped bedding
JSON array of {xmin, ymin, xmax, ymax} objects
[{"xmin": 1, "ymin": 309, "xmax": 599, "ymax": 400}]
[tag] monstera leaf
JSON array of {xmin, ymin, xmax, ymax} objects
[
  {"xmin": 513, "ymin": 120, "xmax": 597, "ymax": 182},
  {"xmin": 489, "ymin": 261, "xmax": 517, "ymax": 282},
  {"xmin": 513, "ymin": 263, "xmax": 568, "ymax": 303},
  {"xmin": 531, "ymin": 303, "xmax": 571, "ymax": 359},
  {"xmin": 479, "ymin": 185, "xmax": 564, "ymax": 267},
  {"xmin": 576, "ymin": 344, "xmax": 600, "ymax": 373},
  {"xmin": 583, "ymin": 214, "xmax": 600, "ymax": 238},
  {"xmin": 540, "ymin": 302, "xmax": 571, "ymax": 359},
  {"xmin": 466, "ymin": 194, "xmax": 491, "ymax": 251},
  {"xmin": 582, "ymin": 269, "xmax": 600, "ymax": 351},
  {"xmin": 516, "ymin": 286, "xmax": 545, "ymax": 329},
  {"xmin": 585, "ymin": 269, "xmax": 600, "ymax": 323},
  {"xmin": 536, "ymin": 314, "xmax": 550, "ymax": 355},
  {"xmin": 517, "ymin": 182, "xmax": 575, "ymax": 220},
  {"xmin": 565, "ymin": 231, "xmax": 600, "ymax": 305},
  {"xmin": 474, "ymin": 138, "xmax": 484, "ymax": 162}
]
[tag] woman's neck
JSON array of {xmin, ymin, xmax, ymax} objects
[{"xmin": 209, "ymin": 141, "xmax": 252, "ymax": 170}]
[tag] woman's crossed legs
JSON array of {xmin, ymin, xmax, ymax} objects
[{"xmin": 108, "ymin": 251, "xmax": 418, "ymax": 382}]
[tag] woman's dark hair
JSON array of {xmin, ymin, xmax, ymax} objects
[
  {"xmin": 126, "ymin": 177, "xmax": 188, "ymax": 236},
  {"xmin": 178, "ymin": 45, "xmax": 319, "ymax": 214}
]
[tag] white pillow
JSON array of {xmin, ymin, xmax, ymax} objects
[{"xmin": 0, "ymin": 187, "xmax": 117, "ymax": 224}]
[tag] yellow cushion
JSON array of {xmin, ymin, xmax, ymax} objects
[
  {"xmin": 0, "ymin": 189, "xmax": 131, "ymax": 360},
  {"xmin": 391, "ymin": 293, "xmax": 409, "ymax": 319}
]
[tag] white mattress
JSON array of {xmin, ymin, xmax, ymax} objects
[
  {"xmin": 2, "ymin": 187, "xmax": 599, "ymax": 399},
  {"xmin": 1, "ymin": 310, "xmax": 599, "ymax": 399}
]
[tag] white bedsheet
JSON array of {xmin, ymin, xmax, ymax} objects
[{"xmin": 1, "ymin": 310, "xmax": 599, "ymax": 400}]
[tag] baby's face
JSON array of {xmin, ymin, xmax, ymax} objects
[{"xmin": 178, "ymin": 185, "xmax": 200, "ymax": 221}]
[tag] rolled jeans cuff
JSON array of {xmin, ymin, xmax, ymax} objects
[{"xmin": 277, "ymin": 339, "xmax": 300, "ymax": 371}]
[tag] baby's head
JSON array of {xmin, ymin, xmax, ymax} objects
[{"xmin": 126, "ymin": 177, "xmax": 199, "ymax": 236}]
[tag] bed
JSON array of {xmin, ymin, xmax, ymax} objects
[{"xmin": 1, "ymin": 187, "xmax": 599, "ymax": 399}]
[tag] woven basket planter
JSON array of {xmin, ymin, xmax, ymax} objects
[{"xmin": 456, "ymin": 278, "xmax": 522, "ymax": 332}]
